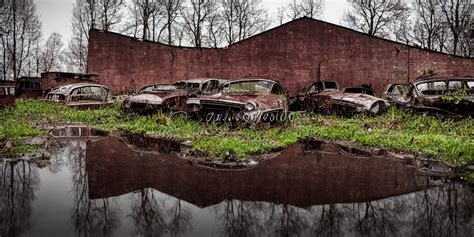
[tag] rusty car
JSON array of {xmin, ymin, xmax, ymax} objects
[
  {"xmin": 186, "ymin": 79, "xmax": 288, "ymax": 125},
  {"xmin": 0, "ymin": 81, "xmax": 15, "ymax": 108},
  {"xmin": 382, "ymin": 76, "xmax": 473, "ymax": 117},
  {"xmin": 121, "ymin": 78, "xmax": 225, "ymax": 114},
  {"xmin": 45, "ymin": 83, "xmax": 114, "ymax": 109},
  {"xmin": 291, "ymin": 81, "xmax": 390, "ymax": 116}
]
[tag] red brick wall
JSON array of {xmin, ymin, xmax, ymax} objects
[{"xmin": 88, "ymin": 17, "xmax": 474, "ymax": 95}]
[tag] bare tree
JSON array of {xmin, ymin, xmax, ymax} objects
[
  {"xmin": 67, "ymin": 0, "xmax": 124, "ymax": 72},
  {"xmin": 286, "ymin": 0, "xmax": 324, "ymax": 20},
  {"xmin": 286, "ymin": 0, "xmax": 305, "ymax": 20},
  {"xmin": 130, "ymin": 0, "xmax": 160, "ymax": 40},
  {"xmin": 275, "ymin": 6, "xmax": 288, "ymax": 25},
  {"xmin": 412, "ymin": 0, "xmax": 444, "ymax": 50},
  {"xmin": 0, "ymin": 0, "xmax": 42, "ymax": 80},
  {"xmin": 159, "ymin": 0, "xmax": 183, "ymax": 44},
  {"xmin": 67, "ymin": 0, "xmax": 98, "ymax": 73},
  {"xmin": 182, "ymin": 0, "xmax": 217, "ymax": 48},
  {"xmin": 438, "ymin": 0, "xmax": 471, "ymax": 56},
  {"xmin": 220, "ymin": 0, "xmax": 270, "ymax": 45},
  {"xmin": 343, "ymin": 0, "xmax": 410, "ymax": 37},
  {"xmin": 300, "ymin": 0, "xmax": 325, "ymax": 19},
  {"xmin": 96, "ymin": 0, "xmax": 125, "ymax": 31},
  {"xmin": 205, "ymin": 10, "xmax": 224, "ymax": 47},
  {"xmin": 40, "ymin": 32, "xmax": 64, "ymax": 72}
]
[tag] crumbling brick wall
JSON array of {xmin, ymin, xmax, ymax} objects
[{"xmin": 88, "ymin": 17, "xmax": 474, "ymax": 95}]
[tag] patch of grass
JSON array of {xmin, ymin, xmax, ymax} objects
[
  {"xmin": 15, "ymin": 144, "xmax": 38, "ymax": 153},
  {"xmin": 1, "ymin": 99, "xmax": 473, "ymax": 166}
]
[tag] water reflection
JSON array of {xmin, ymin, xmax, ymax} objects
[
  {"xmin": 0, "ymin": 160, "xmax": 39, "ymax": 237},
  {"xmin": 0, "ymin": 137, "xmax": 472, "ymax": 237},
  {"xmin": 130, "ymin": 189, "xmax": 191, "ymax": 236},
  {"xmin": 67, "ymin": 140, "xmax": 120, "ymax": 237}
]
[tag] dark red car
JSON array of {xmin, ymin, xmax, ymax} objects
[{"xmin": 186, "ymin": 79, "xmax": 288, "ymax": 125}]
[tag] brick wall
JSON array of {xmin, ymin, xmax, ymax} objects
[{"xmin": 88, "ymin": 17, "xmax": 474, "ymax": 95}]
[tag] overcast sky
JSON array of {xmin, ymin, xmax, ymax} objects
[{"xmin": 35, "ymin": 0, "xmax": 348, "ymax": 43}]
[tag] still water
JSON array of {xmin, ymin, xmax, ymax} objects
[{"xmin": 1, "ymin": 137, "xmax": 473, "ymax": 237}]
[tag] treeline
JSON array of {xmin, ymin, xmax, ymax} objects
[{"xmin": 0, "ymin": 0, "xmax": 472, "ymax": 79}]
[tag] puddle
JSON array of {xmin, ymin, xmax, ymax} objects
[{"xmin": 1, "ymin": 137, "xmax": 472, "ymax": 237}]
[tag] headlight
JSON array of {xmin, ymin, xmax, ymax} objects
[
  {"xmin": 370, "ymin": 102, "xmax": 380, "ymax": 114},
  {"xmin": 246, "ymin": 101, "xmax": 258, "ymax": 111}
]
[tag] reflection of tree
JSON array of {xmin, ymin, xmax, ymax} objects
[
  {"xmin": 0, "ymin": 160, "xmax": 39, "ymax": 236},
  {"xmin": 68, "ymin": 140, "xmax": 120, "ymax": 237},
  {"xmin": 215, "ymin": 200, "xmax": 265, "ymax": 237},
  {"xmin": 266, "ymin": 204, "xmax": 311, "ymax": 237},
  {"xmin": 410, "ymin": 182, "xmax": 474, "ymax": 237},
  {"xmin": 130, "ymin": 188, "xmax": 192, "ymax": 237},
  {"xmin": 131, "ymin": 189, "xmax": 164, "ymax": 236},
  {"xmin": 311, "ymin": 204, "xmax": 345, "ymax": 237},
  {"xmin": 348, "ymin": 201, "xmax": 400, "ymax": 236}
]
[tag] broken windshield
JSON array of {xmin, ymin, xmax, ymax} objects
[
  {"xmin": 140, "ymin": 84, "xmax": 176, "ymax": 94},
  {"xmin": 221, "ymin": 81, "xmax": 274, "ymax": 94}
]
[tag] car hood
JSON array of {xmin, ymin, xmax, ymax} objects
[
  {"xmin": 196, "ymin": 93, "xmax": 287, "ymax": 109},
  {"xmin": 128, "ymin": 94, "xmax": 163, "ymax": 105},
  {"xmin": 317, "ymin": 91, "xmax": 388, "ymax": 110}
]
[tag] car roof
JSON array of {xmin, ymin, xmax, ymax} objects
[
  {"xmin": 179, "ymin": 78, "xmax": 223, "ymax": 84},
  {"xmin": 48, "ymin": 83, "xmax": 109, "ymax": 95},
  {"xmin": 223, "ymin": 78, "xmax": 282, "ymax": 85},
  {"xmin": 414, "ymin": 76, "xmax": 474, "ymax": 84}
]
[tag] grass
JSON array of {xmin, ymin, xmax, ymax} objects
[{"xmin": 1, "ymin": 99, "xmax": 473, "ymax": 166}]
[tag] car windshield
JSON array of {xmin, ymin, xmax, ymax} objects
[
  {"xmin": 388, "ymin": 84, "xmax": 411, "ymax": 95},
  {"xmin": 416, "ymin": 81, "xmax": 447, "ymax": 95},
  {"xmin": 323, "ymin": 81, "xmax": 338, "ymax": 89},
  {"xmin": 140, "ymin": 84, "xmax": 176, "ymax": 93},
  {"xmin": 221, "ymin": 81, "xmax": 274, "ymax": 94}
]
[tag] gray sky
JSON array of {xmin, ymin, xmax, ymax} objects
[{"xmin": 35, "ymin": 0, "xmax": 348, "ymax": 43}]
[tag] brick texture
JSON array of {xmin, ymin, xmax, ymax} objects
[{"xmin": 88, "ymin": 17, "xmax": 474, "ymax": 95}]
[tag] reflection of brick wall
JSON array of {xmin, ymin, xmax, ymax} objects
[{"xmin": 88, "ymin": 17, "xmax": 474, "ymax": 95}]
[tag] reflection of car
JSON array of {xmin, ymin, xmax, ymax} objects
[
  {"xmin": 343, "ymin": 87, "xmax": 374, "ymax": 96},
  {"xmin": 383, "ymin": 77, "xmax": 473, "ymax": 117},
  {"xmin": 0, "ymin": 81, "xmax": 15, "ymax": 108},
  {"xmin": 293, "ymin": 81, "xmax": 390, "ymax": 116},
  {"xmin": 187, "ymin": 79, "xmax": 288, "ymax": 125},
  {"xmin": 45, "ymin": 83, "xmax": 114, "ymax": 109},
  {"xmin": 121, "ymin": 78, "xmax": 225, "ymax": 114}
]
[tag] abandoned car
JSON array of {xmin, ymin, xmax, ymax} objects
[
  {"xmin": 291, "ymin": 81, "xmax": 390, "ymax": 116},
  {"xmin": 186, "ymin": 79, "xmax": 288, "ymax": 125},
  {"xmin": 0, "ymin": 81, "xmax": 15, "ymax": 108},
  {"xmin": 382, "ymin": 76, "xmax": 473, "ymax": 117},
  {"xmin": 45, "ymin": 83, "xmax": 114, "ymax": 109},
  {"xmin": 121, "ymin": 78, "xmax": 225, "ymax": 114}
]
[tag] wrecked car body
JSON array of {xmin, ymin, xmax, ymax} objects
[
  {"xmin": 45, "ymin": 83, "xmax": 114, "ymax": 109},
  {"xmin": 383, "ymin": 77, "xmax": 473, "ymax": 117},
  {"xmin": 121, "ymin": 78, "xmax": 225, "ymax": 114},
  {"xmin": 292, "ymin": 81, "xmax": 390, "ymax": 116},
  {"xmin": 187, "ymin": 79, "xmax": 288, "ymax": 125},
  {"xmin": 0, "ymin": 81, "xmax": 15, "ymax": 108}
]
